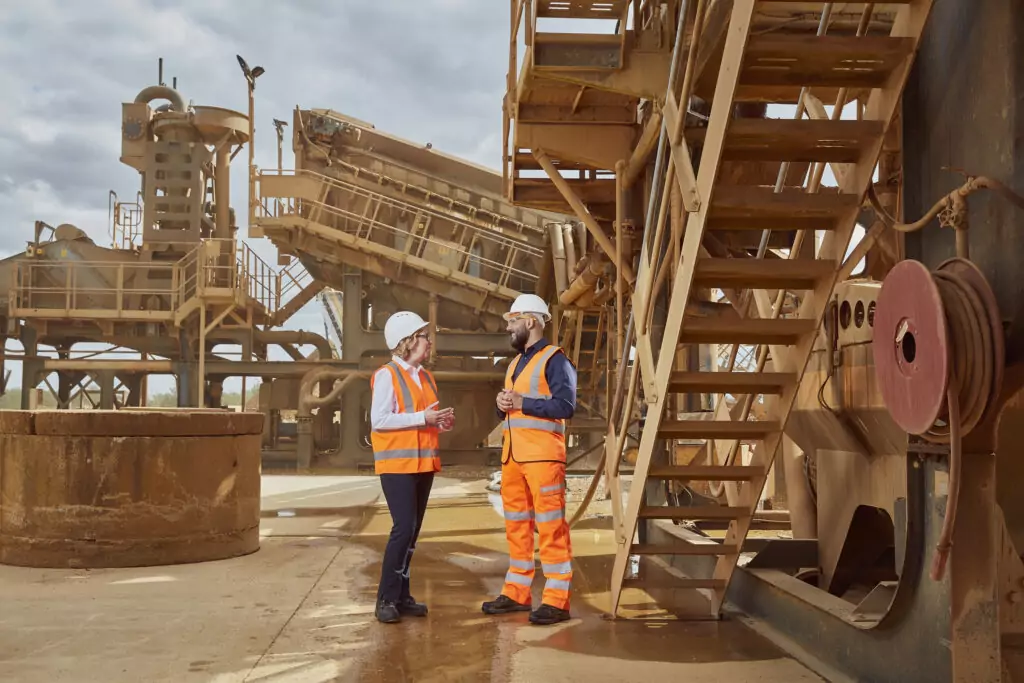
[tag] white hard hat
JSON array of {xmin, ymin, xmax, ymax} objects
[
  {"xmin": 384, "ymin": 311, "xmax": 429, "ymax": 350},
  {"xmin": 504, "ymin": 294, "xmax": 550, "ymax": 322}
]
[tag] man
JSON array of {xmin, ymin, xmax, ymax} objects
[{"xmin": 482, "ymin": 294, "xmax": 576, "ymax": 626}]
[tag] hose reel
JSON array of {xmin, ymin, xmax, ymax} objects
[{"xmin": 873, "ymin": 257, "xmax": 1004, "ymax": 580}]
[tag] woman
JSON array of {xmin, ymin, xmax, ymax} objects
[{"xmin": 370, "ymin": 310, "xmax": 454, "ymax": 624}]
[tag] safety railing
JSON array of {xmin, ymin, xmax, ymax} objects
[
  {"xmin": 11, "ymin": 259, "xmax": 181, "ymax": 320},
  {"xmin": 329, "ymin": 155, "xmax": 546, "ymax": 238},
  {"xmin": 301, "ymin": 113, "xmax": 547, "ymax": 239},
  {"xmin": 254, "ymin": 168, "xmax": 544, "ymax": 294},
  {"xmin": 503, "ymin": 0, "xmax": 633, "ymax": 194},
  {"xmin": 236, "ymin": 240, "xmax": 278, "ymax": 312},
  {"xmin": 277, "ymin": 257, "xmax": 315, "ymax": 309},
  {"xmin": 173, "ymin": 239, "xmax": 278, "ymax": 313},
  {"xmin": 109, "ymin": 191, "xmax": 143, "ymax": 251}
]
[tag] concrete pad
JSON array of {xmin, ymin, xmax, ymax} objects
[
  {"xmin": 0, "ymin": 538, "xmax": 339, "ymax": 682},
  {"xmin": 0, "ymin": 472, "xmax": 826, "ymax": 682}
]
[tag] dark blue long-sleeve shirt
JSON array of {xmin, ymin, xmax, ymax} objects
[{"xmin": 497, "ymin": 338, "xmax": 577, "ymax": 420}]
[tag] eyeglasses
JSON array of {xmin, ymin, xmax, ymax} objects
[{"xmin": 414, "ymin": 332, "xmax": 430, "ymax": 340}]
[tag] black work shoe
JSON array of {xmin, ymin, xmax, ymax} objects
[
  {"xmin": 481, "ymin": 594, "xmax": 532, "ymax": 615},
  {"xmin": 375, "ymin": 599, "xmax": 401, "ymax": 624},
  {"xmin": 529, "ymin": 603, "xmax": 571, "ymax": 626},
  {"xmin": 398, "ymin": 596, "xmax": 428, "ymax": 617}
]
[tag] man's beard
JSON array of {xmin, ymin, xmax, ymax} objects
[{"xmin": 510, "ymin": 327, "xmax": 529, "ymax": 353}]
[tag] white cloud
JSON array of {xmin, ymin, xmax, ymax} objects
[{"xmin": 0, "ymin": 0, "xmax": 512, "ymax": 395}]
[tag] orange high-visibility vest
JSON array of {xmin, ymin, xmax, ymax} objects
[
  {"xmin": 370, "ymin": 361, "xmax": 441, "ymax": 475},
  {"xmin": 501, "ymin": 345, "xmax": 568, "ymax": 464}
]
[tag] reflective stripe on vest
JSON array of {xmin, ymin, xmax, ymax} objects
[
  {"xmin": 370, "ymin": 362, "xmax": 441, "ymax": 474},
  {"xmin": 501, "ymin": 345, "xmax": 567, "ymax": 463}
]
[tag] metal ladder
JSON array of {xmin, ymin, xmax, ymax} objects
[{"xmin": 608, "ymin": 0, "xmax": 936, "ymax": 618}]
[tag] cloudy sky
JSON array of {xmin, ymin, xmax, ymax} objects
[{"xmin": 0, "ymin": 0, "xmax": 518, "ymax": 395}]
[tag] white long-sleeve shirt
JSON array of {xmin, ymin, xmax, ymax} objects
[{"xmin": 370, "ymin": 356, "xmax": 429, "ymax": 431}]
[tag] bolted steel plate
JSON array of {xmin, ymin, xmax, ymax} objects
[{"xmin": 873, "ymin": 259, "xmax": 949, "ymax": 435}]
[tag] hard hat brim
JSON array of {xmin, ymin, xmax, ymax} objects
[{"xmin": 503, "ymin": 312, "xmax": 550, "ymax": 322}]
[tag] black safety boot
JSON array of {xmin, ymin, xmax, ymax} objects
[
  {"xmin": 528, "ymin": 603, "xmax": 571, "ymax": 626},
  {"xmin": 375, "ymin": 598, "xmax": 402, "ymax": 624},
  {"xmin": 482, "ymin": 594, "xmax": 532, "ymax": 615},
  {"xmin": 398, "ymin": 595, "xmax": 428, "ymax": 617}
]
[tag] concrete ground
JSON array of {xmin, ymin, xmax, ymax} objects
[{"xmin": 0, "ymin": 471, "xmax": 824, "ymax": 682}]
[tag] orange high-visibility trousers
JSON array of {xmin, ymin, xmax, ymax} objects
[{"xmin": 499, "ymin": 458, "xmax": 572, "ymax": 610}]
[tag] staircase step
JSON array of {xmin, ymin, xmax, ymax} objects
[
  {"xmin": 741, "ymin": 35, "xmax": 915, "ymax": 90},
  {"xmin": 679, "ymin": 316, "xmax": 818, "ymax": 345},
  {"xmin": 536, "ymin": 0, "xmax": 630, "ymax": 19},
  {"xmin": 687, "ymin": 119, "xmax": 884, "ymax": 163},
  {"xmin": 649, "ymin": 465, "xmax": 764, "ymax": 481},
  {"xmin": 668, "ymin": 371, "xmax": 793, "ymax": 394},
  {"xmin": 533, "ymin": 32, "xmax": 623, "ymax": 70},
  {"xmin": 568, "ymin": 418, "xmax": 607, "ymax": 433},
  {"xmin": 693, "ymin": 257, "xmax": 836, "ymax": 290},
  {"xmin": 512, "ymin": 178, "xmax": 617, "ymax": 217},
  {"xmin": 513, "ymin": 154, "xmax": 596, "ymax": 171},
  {"xmin": 639, "ymin": 505, "xmax": 748, "ymax": 520},
  {"xmin": 707, "ymin": 186, "xmax": 860, "ymax": 232},
  {"xmin": 631, "ymin": 542, "xmax": 741, "ymax": 556},
  {"xmin": 656, "ymin": 420, "xmax": 780, "ymax": 440}
]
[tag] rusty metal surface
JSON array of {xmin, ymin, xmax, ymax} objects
[
  {"xmin": 726, "ymin": 457, "xmax": 953, "ymax": 683},
  {"xmin": 0, "ymin": 409, "xmax": 265, "ymax": 437},
  {"xmin": 874, "ymin": 259, "xmax": 949, "ymax": 434},
  {"xmin": 903, "ymin": 0, "xmax": 1024, "ymax": 363},
  {"xmin": 0, "ymin": 410, "xmax": 261, "ymax": 569}
]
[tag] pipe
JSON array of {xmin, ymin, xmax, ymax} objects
[
  {"xmin": 559, "ymin": 253, "xmax": 606, "ymax": 306},
  {"xmin": 574, "ymin": 222, "xmax": 587, "ymax": 258},
  {"xmin": 563, "ymin": 224, "xmax": 579, "ymax": 277},
  {"xmin": 593, "ymin": 284, "xmax": 615, "ymax": 306},
  {"xmin": 636, "ymin": 0, "xmax": 690, "ymax": 273},
  {"xmin": 576, "ymin": 288, "xmax": 598, "ymax": 309},
  {"xmin": 614, "ymin": 160, "xmax": 626, "ymax": 367},
  {"xmin": 41, "ymin": 360, "xmax": 173, "ymax": 372},
  {"xmin": 548, "ymin": 222, "xmax": 569, "ymax": 295},
  {"xmin": 215, "ymin": 146, "xmax": 231, "ymax": 239},
  {"xmin": 297, "ymin": 370, "xmax": 361, "ymax": 470},
  {"xmin": 534, "ymin": 151, "xmax": 635, "ymax": 283},
  {"xmin": 253, "ymin": 329, "xmax": 332, "ymax": 361},
  {"xmin": 867, "ymin": 174, "xmax": 1024, "ymax": 251},
  {"xmin": 134, "ymin": 85, "xmax": 186, "ymax": 112},
  {"xmin": 428, "ymin": 294, "xmax": 439, "ymax": 366},
  {"xmin": 0, "ymin": 340, "xmax": 7, "ymax": 395}
]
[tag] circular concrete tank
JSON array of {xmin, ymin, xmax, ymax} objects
[{"xmin": 0, "ymin": 409, "xmax": 263, "ymax": 568}]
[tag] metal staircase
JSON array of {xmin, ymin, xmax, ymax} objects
[
  {"xmin": 272, "ymin": 258, "xmax": 323, "ymax": 327},
  {"xmin": 604, "ymin": 0, "xmax": 936, "ymax": 618}
]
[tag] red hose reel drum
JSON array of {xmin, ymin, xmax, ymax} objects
[
  {"xmin": 873, "ymin": 260, "xmax": 949, "ymax": 434},
  {"xmin": 873, "ymin": 258, "xmax": 1003, "ymax": 437}
]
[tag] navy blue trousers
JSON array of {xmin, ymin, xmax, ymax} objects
[{"xmin": 377, "ymin": 472, "xmax": 435, "ymax": 603}]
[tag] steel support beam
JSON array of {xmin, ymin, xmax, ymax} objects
[{"xmin": 721, "ymin": 457, "xmax": 952, "ymax": 683}]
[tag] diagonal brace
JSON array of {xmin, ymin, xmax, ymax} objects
[{"xmin": 534, "ymin": 149, "xmax": 635, "ymax": 283}]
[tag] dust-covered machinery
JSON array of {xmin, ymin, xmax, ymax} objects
[
  {"xmin": 0, "ymin": 60, "xmax": 282, "ymax": 411},
  {"xmin": 250, "ymin": 106, "xmax": 612, "ymax": 468}
]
